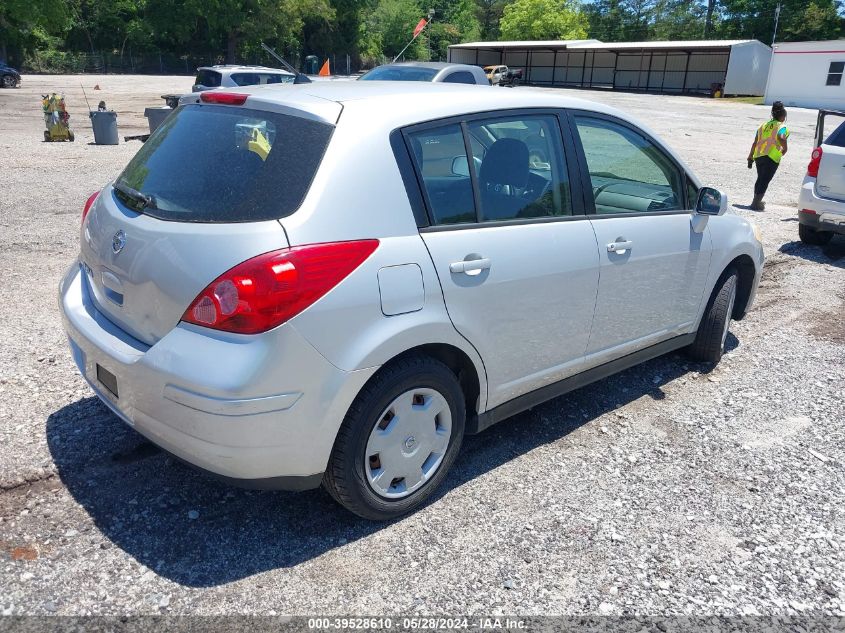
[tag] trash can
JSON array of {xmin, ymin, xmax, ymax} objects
[
  {"xmin": 144, "ymin": 106, "xmax": 172, "ymax": 134},
  {"xmin": 89, "ymin": 110, "xmax": 119, "ymax": 145},
  {"xmin": 304, "ymin": 55, "xmax": 319, "ymax": 75}
]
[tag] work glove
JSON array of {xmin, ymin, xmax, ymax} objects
[{"xmin": 747, "ymin": 159, "xmax": 753, "ymax": 169}]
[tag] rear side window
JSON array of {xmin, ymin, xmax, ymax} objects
[
  {"xmin": 825, "ymin": 119, "xmax": 845, "ymax": 147},
  {"xmin": 468, "ymin": 116, "xmax": 571, "ymax": 221},
  {"xmin": 115, "ymin": 104, "xmax": 333, "ymax": 223},
  {"xmin": 231, "ymin": 72, "xmax": 294, "ymax": 86},
  {"xmin": 443, "ymin": 71, "xmax": 476, "ymax": 84},
  {"xmin": 407, "ymin": 114, "xmax": 571, "ymax": 225},
  {"xmin": 194, "ymin": 70, "xmax": 221, "ymax": 87},
  {"xmin": 408, "ymin": 124, "xmax": 476, "ymax": 225}
]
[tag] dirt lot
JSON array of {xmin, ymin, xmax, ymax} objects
[{"xmin": 0, "ymin": 75, "xmax": 843, "ymax": 617}]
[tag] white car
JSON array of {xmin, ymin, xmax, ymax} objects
[
  {"xmin": 192, "ymin": 65, "xmax": 295, "ymax": 92},
  {"xmin": 60, "ymin": 82, "xmax": 764, "ymax": 520},
  {"xmin": 798, "ymin": 111, "xmax": 845, "ymax": 245}
]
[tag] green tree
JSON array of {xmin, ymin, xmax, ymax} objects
[
  {"xmin": 66, "ymin": 0, "xmax": 148, "ymax": 56},
  {"xmin": 197, "ymin": 0, "xmax": 334, "ymax": 63},
  {"xmin": 620, "ymin": 0, "xmax": 654, "ymax": 39},
  {"xmin": 717, "ymin": 0, "xmax": 842, "ymax": 42},
  {"xmin": 475, "ymin": 0, "xmax": 509, "ymax": 39},
  {"xmin": 781, "ymin": 1, "xmax": 841, "ymax": 40},
  {"xmin": 0, "ymin": 0, "xmax": 68, "ymax": 64},
  {"xmin": 650, "ymin": 0, "xmax": 704, "ymax": 39},
  {"xmin": 427, "ymin": 0, "xmax": 480, "ymax": 60},
  {"xmin": 360, "ymin": 0, "xmax": 425, "ymax": 62},
  {"xmin": 584, "ymin": 0, "xmax": 631, "ymax": 40},
  {"xmin": 703, "ymin": 0, "xmax": 717, "ymax": 37},
  {"xmin": 499, "ymin": 0, "xmax": 589, "ymax": 40},
  {"xmin": 302, "ymin": 0, "xmax": 361, "ymax": 62}
]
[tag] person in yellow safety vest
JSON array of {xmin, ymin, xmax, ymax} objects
[{"xmin": 746, "ymin": 101, "xmax": 789, "ymax": 211}]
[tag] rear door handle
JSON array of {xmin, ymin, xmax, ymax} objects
[
  {"xmin": 607, "ymin": 240, "xmax": 633, "ymax": 253},
  {"xmin": 450, "ymin": 257, "xmax": 491, "ymax": 274}
]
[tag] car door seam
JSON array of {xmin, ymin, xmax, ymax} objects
[{"xmin": 417, "ymin": 233, "xmax": 490, "ymax": 412}]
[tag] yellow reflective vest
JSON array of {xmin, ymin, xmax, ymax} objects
[{"xmin": 753, "ymin": 119, "xmax": 789, "ymax": 163}]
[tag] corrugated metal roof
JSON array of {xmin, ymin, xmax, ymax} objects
[
  {"xmin": 449, "ymin": 39, "xmax": 764, "ymax": 51},
  {"xmin": 450, "ymin": 39, "xmax": 600, "ymax": 49},
  {"xmin": 571, "ymin": 40, "xmax": 761, "ymax": 50}
]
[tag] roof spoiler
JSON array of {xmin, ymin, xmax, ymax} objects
[{"xmin": 261, "ymin": 42, "xmax": 312, "ymax": 84}]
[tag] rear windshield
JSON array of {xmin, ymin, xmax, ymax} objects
[
  {"xmin": 194, "ymin": 70, "xmax": 221, "ymax": 87},
  {"xmin": 115, "ymin": 104, "xmax": 333, "ymax": 222},
  {"xmin": 360, "ymin": 66, "xmax": 438, "ymax": 82},
  {"xmin": 825, "ymin": 119, "xmax": 845, "ymax": 147}
]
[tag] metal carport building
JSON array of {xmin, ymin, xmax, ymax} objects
[{"xmin": 447, "ymin": 39, "xmax": 772, "ymax": 96}]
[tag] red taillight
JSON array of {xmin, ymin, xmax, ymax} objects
[
  {"xmin": 82, "ymin": 191, "xmax": 99, "ymax": 224},
  {"xmin": 181, "ymin": 240, "xmax": 379, "ymax": 334},
  {"xmin": 800, "ymin": 208, "xmax": 818, "ymax": 215},
  {"xmin": 807, "ymin": 146, "xmax": 823, "ymax": 177},
  {"xmin": 200, "ymin": 92, "xmax": 248, "ymax": 106}
]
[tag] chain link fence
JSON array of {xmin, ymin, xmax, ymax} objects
[{"xmin": 22, "ymin": 50, "xmax": 374, "ymax": 75}]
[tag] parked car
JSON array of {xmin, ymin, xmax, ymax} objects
[
  {"xmin": 484, "ymin": 64, "xmax": 522, "ymax": 86},
  {"xmin": 798, "ymin": 109, "xmax": 845, "ymax": 245},
  {"xmin": 192, "ymin": 65, "xmax": 296, "ymax": 92},
  {"xmin": 0, "ymin": 62, "xmax": 21, "ymax": 88},
  {"xmin": 500, "ymin": 66, "xmax": 524, "ymax": 87},
  {"xmin": 359, "ymin": 62, "xmax": 489, "ymax": 85},
  {"xmin": 60, "ymin": 83, "xmax": 764, "ymax": 520}
]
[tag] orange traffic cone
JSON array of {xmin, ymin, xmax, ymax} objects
[{"xmin": 318, "ymin": 59, "xmax": 330, "ymax": 77}]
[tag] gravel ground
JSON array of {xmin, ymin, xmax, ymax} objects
[{"xmin": 0, "ymin": 75, "xmax": 843, "ymax": 618}]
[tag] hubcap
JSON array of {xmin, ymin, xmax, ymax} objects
[{"xmin": 364, "ymin": 388, "xmax": 452, "ymax": 500}]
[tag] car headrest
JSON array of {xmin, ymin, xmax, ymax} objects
[{"xmin": 479, "ymin": 138, "xmax": 529, "ymax": 188}]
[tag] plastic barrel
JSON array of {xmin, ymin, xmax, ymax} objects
[
  {"xmin": 89, "ymin": 111, "xmax": 119, "ymax": 145},
  {"xmin": 144, "ymin": 106, "xmax": 172, "ymax": 134}
]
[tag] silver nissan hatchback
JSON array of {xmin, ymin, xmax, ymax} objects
[{"xmin": 60, "ymin": 82, "xmax": 764, "ymax": 520}]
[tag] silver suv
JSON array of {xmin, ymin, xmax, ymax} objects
[
  {"xmin": 60, "ymin": 82, "xmax": 764, "ymax": 520},
  {"xmin": 358, "ymin": 62, "xmax": 489, "ymax": 85}
]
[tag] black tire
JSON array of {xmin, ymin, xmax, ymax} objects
[
  {"xmin": 43, "ymin": 130, "xmax": 51, "ymax": 142},
  {"xmin": 323, "ymin": 355, "xmax": 466, "ymax": 520},
  {"xmin": 68, "ymin": 130, "xmax": 75, "ymax": 142},
  {"xmin": 688, "ymin": 268, "xmax": 738, "ymax": 364},
  {"xmin": 799, "ymin": 223, "xmax": 833, "ymax": 246},
  {"xmin": 1, "ymin": 75, "xmax": 17, "ymax": 89}
]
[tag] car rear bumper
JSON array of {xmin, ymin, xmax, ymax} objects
[
  {"xmin": 58, "ymin": 262, "xmax": 377, "ymax": 488},
  {"xmin": 798, "ymin": 179, "xmax": 845, "ymax": 235}
]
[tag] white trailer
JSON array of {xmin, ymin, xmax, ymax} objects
[{"xmin": 764, "ymin": 40, "xmax": 845, "ymax": 109}]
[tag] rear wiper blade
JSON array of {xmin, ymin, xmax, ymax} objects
[{"xmin": 114, "ymin": 181, "xmax": 157, "ymax": 209}]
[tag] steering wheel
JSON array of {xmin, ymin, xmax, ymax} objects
[{"xmin": 521, "ymin": 172, "xmax": 550, "ymax": 201}]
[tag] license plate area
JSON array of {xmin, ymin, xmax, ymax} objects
[
  {"xmin": 820, "ymin": 213, "xmax": 845, "ymax": 228},
  {"xmin": 96, "ymin": 364, "xmax": 119, "ymax": 399}
]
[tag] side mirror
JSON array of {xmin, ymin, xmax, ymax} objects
[
  {"xmin": 451, "ymin": 156, "xmax": 470, "ymax": 177},
  {"xmin": 696, "ymin": 186, "xmax": 728, "ymax": 216},
  {"xmin": 451, "ymin": 155, "xmax": 481, "ymax": 177}
]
